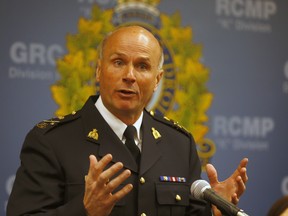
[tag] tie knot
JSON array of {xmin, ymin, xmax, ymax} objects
[{"xmin": 124, "ymin": 125, "xmax": 136, "ymax": 141}]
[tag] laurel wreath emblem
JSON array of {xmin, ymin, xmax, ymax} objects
[{"xmin": 51, "ymin": 4, "xmax": 216, "ymax": 169}]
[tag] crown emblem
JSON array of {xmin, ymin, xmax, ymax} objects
[
  {"xmin": 151, "ymin": 127, "xmax": 161, "ymax": 139},
  {"xmin": 87, "ymin": 129, "xmax": 99, "ymax": 141},
  {"xmin": 113, "ymin": 0, "xmax": 161, "ymax": 27}
]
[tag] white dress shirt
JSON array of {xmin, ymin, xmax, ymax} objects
[{"xmin": 95, "ymin": 96, "xmax": 143, "ymax": 151}]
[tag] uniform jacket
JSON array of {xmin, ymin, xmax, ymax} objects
[{"xmin": 7, "ymin": 95, "xmax": 211, "ymax": 216}]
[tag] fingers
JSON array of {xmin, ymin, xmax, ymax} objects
[
  {"xmin": 106, "ymin": 169, "xmax": 131, "ymax": 191},
  {"xmin": 84, "ymin": 154, "xmax": 133, "ymax": 215},
  {"xmin": 232, "ymin": 158, "xmax": 248, "ymax": 182},
  {"xmin": 95, "ymin": 162, "xmax": 131, "ymax": 197},
  {"xmin": 208, "ymin": 157, "xmax": 249, "ymax": 206},
  {"xmin": 86, "ymin": 154, "xmax": 113, "ymax": 185},
  {"xmin": 240, "ymin": 159, "xmax": 248, "ymax": 183},
  {"xmin": 233, "ymin": 158, "xmax": 249, "ymax": 199},
  {"xmin": 96, "ymin": 162, "xmax": 124, "ymax": 187},
  {"xmin": 86, "ymin": 154, "xmax": 133, "ymax": 196},
  {"xmin": 235, "ymin": 175, "xmax": 246, "ymax": 197},
  {"xmin": 238, "ymin": 158, "xmax": 248, "ymax": 172},
  {"xmin": 240, "ymin": 158, "xmax": 249, "ymax": 167},
  {"xmin": 206, "ymin": 163, "xmax": 219, "ymax": 185},
  {"xmin": 240, "ymin": 167, "xmax": 248, "ymax": 183},
  {"xmin": 231, "ymin": 193, "xmax": 239, "ymax": 205},
  {"xmin": 109, "ymin": 172, "xmax": 133, "ymax": 203},
  {"xmin": 236, "ymin": 158, "xmax": 248, "ymax": 185}
]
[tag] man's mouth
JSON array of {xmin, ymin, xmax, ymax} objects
[{"xmin": 118, "ymin": 89, "xmax": 137, "ymax": 95}]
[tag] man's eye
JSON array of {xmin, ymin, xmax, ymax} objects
[
  {"xmin": 114, "ymin": 60, "xmax": 123, "ymax": 66},
  {"xmin": 138, "ymin": 63, "xmax": 148, "ymax": 70}
]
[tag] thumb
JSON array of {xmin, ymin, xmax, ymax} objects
[{"xmin": 206, "ymin": 163, "xmax": 219, "ymax": 186}]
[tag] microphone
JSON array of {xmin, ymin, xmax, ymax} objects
[{"xmin": 190, "ymin": 180, "xmax": 249, "ymax": 216}]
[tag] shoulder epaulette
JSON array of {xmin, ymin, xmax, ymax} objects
[
  {"xmin": 35, "ymin": 110, "xmax": 79, "ymax": 134},
  {"xmin": 148, "ymin": 110, "xmax": 191, "ymax": 137}
]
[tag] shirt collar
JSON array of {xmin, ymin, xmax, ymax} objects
[{"xmin": 95, "ymin": 96, "xmax": 143, "ymax": 141}]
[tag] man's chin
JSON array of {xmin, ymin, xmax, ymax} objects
[{"xmin": 116, "ymin": 103, "xmax": 141, "ymax": 114}]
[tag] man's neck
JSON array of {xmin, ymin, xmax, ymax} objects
[{"xmin": 95, "ymin": 96, "xmax": 143, "ymax": 125}]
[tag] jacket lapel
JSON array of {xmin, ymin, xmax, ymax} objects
[
  {"xmin": 139, "ymin": 111, "xmax": 162, "ymax": 176},
  {"xmin": 81, "ymin": 96, "xmax": 139, "ymax": 173}
]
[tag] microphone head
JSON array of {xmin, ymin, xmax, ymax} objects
[{"xmin": 190, "ymin": 180, "xmax": 211, "ymax": 199}]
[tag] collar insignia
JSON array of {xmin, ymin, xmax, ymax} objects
[
  {"xmin": 151, "ymin": 127, "xmax": 161, "ymax": 139},
  {"xmin": 87, "ymin": 129, "xmax": 98, "ymax": 141}
]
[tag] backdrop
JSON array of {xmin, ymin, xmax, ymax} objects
[{"xmin": 1, "ymin": 0, "xmax": 288, "ymax": 215}]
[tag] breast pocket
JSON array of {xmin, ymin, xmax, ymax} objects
[{"xmin": 155, "ymin": 182, "xmax": 190, "ymax": 216}]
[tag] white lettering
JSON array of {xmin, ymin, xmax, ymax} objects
[
  {"xmin": 233, "ymin": 139, "xmax": 269, "ymax": 151},
  {"xmin": 235, "ymin": 20, "xmax": 271, "ymax": 32},
  {"xmin": 264, "ymin": 1, "xmax": 277, "ymax": 19},
  {"xmin": 10, "ymin": 42, "xmax": 27, "ymax": 64},
  {"xmin": 213, "ymin": 116, "xmax": 274, "ymax": 138},
  {"xmin": 47, "ymin": 44, "xmax": 63, "ymax": 65},
  {"xmin": 243, "ymin": 117, "xmax": 274, "ymax": 137},
  {"xmin": 213, "ymin": 116, "xmax": 227, "ymax": 136},
  {"xmin": 215, "ymin": 137, "xmax": 270, "ymax": 151},
  {"xmin": 8, "ymin": 67, "xmax": 54, "ymax": 80},
  {"xmin": 29, "ymin": 43, "xmax": 46, "ymax": 65},
  {"xmin": 261, "ymin": 118, "xmax": 274, "ymax": 137},
  {"xmin": 229, "ymin": 116, "xmax": 242, "ymax": 136},
  {"xmin": 243, "ymin": 117, "xmax": 261, "ymax": 137},
  {"xmin": 216, "ymin": 0, "xmax": 230, "ymax": 16},
  {"xmin": 215, "ymin": 0, "xmax": 277, "ymax": 20},
  {"xmin": 231, "ymin": 0, "xmax": 244, "ymax": 18},
  {"xmin": 10, "ymin": 42, "xmax": 63, "ymax": 65},
  {"xmin": 246, "ymin": 0, "xmax": 262, "ymax": 19}
]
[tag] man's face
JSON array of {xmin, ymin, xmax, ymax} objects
[{"xmin": 96, "ymin": 26, "xmax": 163, "ymax": 120}]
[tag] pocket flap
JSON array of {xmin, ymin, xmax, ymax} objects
[{"xmin": 156, "ymin": 183, "xmax": 189, "ymax": 206}]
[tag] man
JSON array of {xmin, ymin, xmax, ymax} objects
[{"xmin": 7, "ymin": 25, "xmax": 248, "ymax": 216}]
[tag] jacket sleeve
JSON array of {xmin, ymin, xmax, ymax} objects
[
  {"xmin": 186, "ymin": 134, "xmax": 212, "ymax": 216},
  {"xmin": 6, "ymin": 128, "xmax": 87, "ymax": 216}
]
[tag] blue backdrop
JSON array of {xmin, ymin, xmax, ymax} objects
[{"xmin": 1, "ymin": 0, "xmax": 288, "ymax": 215}]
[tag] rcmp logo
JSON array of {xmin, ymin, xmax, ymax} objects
[{"xmin": 51, "ymin": 0, "xmax": 215, "ymax": 169}]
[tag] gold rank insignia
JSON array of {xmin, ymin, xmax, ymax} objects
[
  {"xmin": 36, "ymin": 120, "xmax": 60, "ymax": 129},
  {"xmin": 87, "ymin": 129, "xmax": 98, "ymax": 141},
  {"xmin": 151, "ymin": 127, "xmax": 161, "ymax": 139}
]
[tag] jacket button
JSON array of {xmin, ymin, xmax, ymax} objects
[
  {"xmin": 140, "ymin": 213, "xmax": 147, "ymax": 216},
  {"xmin": 175, "ymin": 194, "xmax": 182, "ymax": 201},
  {"xmin": 139, "ymin": 177, "xmax": 145, "ymax": 184}
]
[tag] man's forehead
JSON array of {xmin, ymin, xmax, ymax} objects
[
  {"xmin": 110, "ymin": 26, "xmax": 153, "ymax": 37},
  {"xmin": 101, "ymin": 26, "xmax": 163, "ymax": 63},
  {"xmin": 105, "ymin": 34, "xmax": 158, "ymax": 56},
  {"xmin": 106, "ymin": 26, "xmax": 158, "ymax": 46}
]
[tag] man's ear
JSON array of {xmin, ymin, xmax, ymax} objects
[
  {"xmin": 154, "ymin": 69, "xmax": 164, "ymax": 92},
  {"xmin": 96, "ymin": 59, "xmax": 101, "ymax": 82}
]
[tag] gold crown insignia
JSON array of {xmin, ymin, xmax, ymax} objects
[{"xmin": 117, "ymin": 0, "xmax": 161, "ymax": 7}]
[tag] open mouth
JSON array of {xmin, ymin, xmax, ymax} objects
[{"xmin": 118, "ymin": 89, "xmax": 136, "ymax": 95}]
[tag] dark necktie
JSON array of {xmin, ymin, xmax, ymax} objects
[{"xmin": 124, "ymin": 125, "xmax": 141, "ymax": 164}]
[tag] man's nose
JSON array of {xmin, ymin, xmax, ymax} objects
[{"xmin": 123, "ymin": 64, "xmax": 136, "ymax": 82}]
